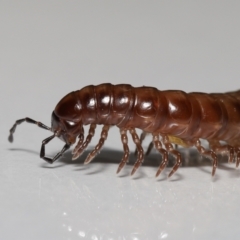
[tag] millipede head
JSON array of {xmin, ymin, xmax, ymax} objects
[{"xmin": 51, "ymin": 111, "xmax": 83, "ymax": 145}]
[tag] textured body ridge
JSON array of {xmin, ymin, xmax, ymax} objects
[{"xmin": 9, "ymin": 83, "xmax": 240, "ymax": 178}]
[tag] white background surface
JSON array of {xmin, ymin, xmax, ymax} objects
[{"xmin": 1, "ymin": 1, "xmax": 240, "ymax": 239}]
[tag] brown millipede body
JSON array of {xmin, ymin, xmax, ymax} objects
[{"xmin": 8, "ymin": 83, "xmax": 240, "ymax": 177}]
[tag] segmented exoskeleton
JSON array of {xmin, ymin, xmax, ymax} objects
[{"xmin": 8, "ymin": 84, "xmax": 240, "ymax": 177}]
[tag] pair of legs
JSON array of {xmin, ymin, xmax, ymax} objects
[
  {"xmin": 72, "ymin": 125, "xmax": 143, "ymax": 175},
  {"xmin": 136, "ymin": 132, "xmax": 239, "ymax": 176},
  {"xmin": 118, "ymin": 131, "xmax": 181, "ymax": 177},
  {"xmin": 72, "ymin": 126, "xmax": 182, "ymax": 177}
]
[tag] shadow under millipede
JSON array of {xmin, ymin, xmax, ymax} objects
[
  {"xmin": 9, "ymin": 146, "xmax": 237, "ymax": 177},
  {"xmin": 9, "ymin": 145, "xmax": 240, "ymax": 181}
]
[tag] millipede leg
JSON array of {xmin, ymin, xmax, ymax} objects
[
  {"xmin": 72, "ymin": 126, "xmax": 84, "ymax": 154},
  {"xmin": 209, "ymin": 141, "xmax": 234, "ymax": 163},
  {"xmin": 8, "ymin": 117, "xmax": 51, "ymax": 142},
  {"xmin": 117, "ymin": 129, "xmax": 130, "ymax": 174},
  {"xmin": 235, "ymin": 147, "xmax": 240, "ymax": 168},
  {"xmin": 130, "ymin": 128, "xmax": 144, "ymax": 175},
  {"xmin": 72, "ymin": 124, "xmax": 96, "ymax": 160},
  {"xmin": 152, "ymin": 133, "xmax": 168, "ymax": 177},
  {"xmin": 84, "ymin": 125, "xmax": 110, "ymax": 164},
  {"xmin": 194, "ymin": 139, "xmax": 218, "ymax": 176},
  {"xmin": 134, "ymin": 131, "xmax": 154, "ymax": 156},
  {"xmin": 134, "ymin": 131, "xmax": 147, "ymax": 155},
  {"xmin": 162, "ymin": 135, "xmax": 182, "ymax": 178}
]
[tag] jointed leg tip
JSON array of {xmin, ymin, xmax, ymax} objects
[
  {"xmin": 155, "ymin": 169, "xmax": 162, "ymax": 178},
  {"xmin": 72, "ymin": 155, "xmax": 78, "ymax": 161},
  {"xmin": 236, "ymin": 158, "xmax": 240, "ymax": 168},
  {"xmin": 211, "ymin": 172, "xmax": 216, "ymax": 177},
  {"xmin": 84, "ymin": 156, "xmax": 94, "ymax": 164},
  {"xmin": 167, "ymin": 171, "xmax": 174, "ymax": 178},
  {"xmin": 72, "ymin": 152, "xmax": 84, "ymax": 161},
  {"xmin": 131, "ymin": 169, "xmax": 137, "ymax": 176}
]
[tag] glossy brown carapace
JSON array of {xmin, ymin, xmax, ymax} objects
[{"xmin": 9, "ymin": 84, "xmax": 240, "ymax": 177}]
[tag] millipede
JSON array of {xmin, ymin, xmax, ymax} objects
[{"xmin": 8, "ymin": 83, "xmax": 240, "ymax": 177}]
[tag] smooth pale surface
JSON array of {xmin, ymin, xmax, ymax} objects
[{"xmin": 1, "ymin": 1, "xmax": 240, "ymax": 240}]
